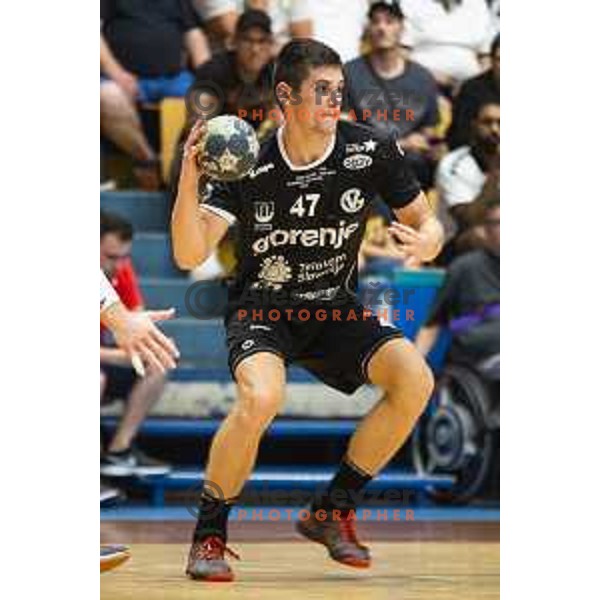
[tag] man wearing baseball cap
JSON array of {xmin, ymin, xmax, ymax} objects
[
  {"xmin": 368, "ymin": 0, "xmax": 404, "ymax": 20},
  {"xmin": 188, "ymin": 9, "xmax": 275, "ymax": 129},
  {"xmin": 345, "ymin": 0, "xmax": 440, "ymax": 187}
]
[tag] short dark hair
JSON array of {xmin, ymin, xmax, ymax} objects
[
  {"xmin": 491, "ymin": 34, "xmax": 500, "ymax": 57},
  {"xmin": 273, "ymin": 39, "xmax": 342, "ymax": 95},
  {"xmin": 100, "ymin": 210, "xmax": 133, "ymax": 241},
  {"xmin": 235, "ymin": 9, "xmax": 272, "ymax": 37}
]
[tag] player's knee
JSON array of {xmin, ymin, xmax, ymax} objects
[
  {"xmin": 404, "ymin": 361, "xmax": 434, "ymax": 418},
  {"xmin": 416, "ymin": 363, "xmax": 435, "ymax": 409},
  {"xmin": 234, "ymin": 384, "xmax": 283, "ymax": 431},
  {"xmin": 385, "ymin": 355, "xmax": 434, "ymax": 417}
]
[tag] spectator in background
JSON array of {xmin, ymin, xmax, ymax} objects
[
  {"xmin": 247, "ymin": 0, "xmax": 313, "ymax": 54},
  {"xmin": 311, "ymin": 0, "xmax": 369, "ymax": 63},
  {"xmin": 345, "ymin": 1, "xmax": 440, "ymax": 187},
  {"xmin": 192, "ymin": 0, "xmax": 239, "ymax": 49},
  {"xmin": 400, "ymin": 0, "xmax": 496, "ymax": 90},
  {"xmin": 188, "ymin": 9, "xmax": 274, "ymax": 129},
  {"xmin": 448, "ymin": 34, "xmax": 499, "ymax": 149},
  {"xmin": 436, "ymin": 101, "xmax": 499, "ymax": 263},
  {"xmin": 100, "ymin": 0, "xmax": 210, "ymax": 189},
  {"xmin": 100, "ymin": 211, "xmax": 171, "ymax": 477},
  {"xmin": 415, "ymin": 199, "xmax": 499, "ymax": 367}
]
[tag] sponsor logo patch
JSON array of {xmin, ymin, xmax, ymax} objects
[
  {"xmin": 252, "ymin": 221, "xmax": 360, "ymax": 254},
  {"xmin": 248, "ymin": 163, "xmax": 274, "ymax": 179},
  {"xmin": 343, "ymin": 154, "xmax": 373, "ymax": 170}
]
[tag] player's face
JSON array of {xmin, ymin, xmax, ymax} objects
[
  {"xmin": 474, "ymin": 104, "xmax": 500, "ymax": 150},
  {"xmin": 100, "ymin": 233, "xmax": 132, "ymax": 278},
  {"xmin": 293, "ymin": 66, "xmax": 344, "ymax": 134},
  {"xmin": 368, "ymin": 11, "xmax": 402, "ymax": 51},
  {"xmin": 235, "ymin": 27, "xmax": 273, "ymax": 77},
  {"xmin": 483, "ymin": 206, "xmax": 500, "ymax": 254}
]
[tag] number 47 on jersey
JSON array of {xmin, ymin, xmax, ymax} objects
[{"xmin": 290, "ymin": 194, "xmax": 320, "ymax": 218}]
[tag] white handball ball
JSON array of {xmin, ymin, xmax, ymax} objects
[{"xmin": 197, "ymin": 115, "xmax": 260, "ymax": 181}]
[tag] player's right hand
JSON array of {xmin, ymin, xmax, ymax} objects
[{"xmin": 182, "ymin": 117, "xmax": 207, "ymax": 179}]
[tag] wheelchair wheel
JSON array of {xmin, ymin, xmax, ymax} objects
[{"xmin": 411, "ymin": 364, "xmax": 495, "ymax": 504}]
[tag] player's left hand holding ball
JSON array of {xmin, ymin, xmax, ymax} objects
[
  {"xmin": 181, "ymin": 117, "xmax": 208, "ymax": 181},
  {"xmin": 388, "ymin": 222, "xmax": 436, "ymax": 268}
]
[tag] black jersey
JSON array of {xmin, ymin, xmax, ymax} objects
[{"xmin": 201, "ymin": 120, "xmax": 421, "ymax": 307}]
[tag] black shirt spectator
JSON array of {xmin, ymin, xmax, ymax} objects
[
  {"xmin": 447, "ymin": 35, "xmax": 500, "ymax": 149},
  {"xmin": 188, "ymin": 10, "xmax": 275, "ymax": 130},
  {"xmin": 101, "ymin": 0, "xmax": 199, "ymax": 77},
  {"xmin": 192, "ymin": 50, "xmax": 273, "ymax": 129}
]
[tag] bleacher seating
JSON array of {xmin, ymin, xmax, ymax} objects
[{"xmin": 101, "ymin": 417, "xmax": 455, "ymax": 506}]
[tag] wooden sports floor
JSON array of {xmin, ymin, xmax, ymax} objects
[{"xmin": 101, "ymin": 520, "xmax": 499, "ymax": 599}]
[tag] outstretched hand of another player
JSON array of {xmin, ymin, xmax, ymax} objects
[
  {"xmin": 111, "ymin": 307, "xmax": 180, "ymax": 376},
  {"xmin": 181, "ymin": 117, "xmax": 208, "ymax": 181}
]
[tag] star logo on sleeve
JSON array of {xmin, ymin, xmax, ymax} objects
[{"xmin": 364, "ymin": 139, "xmax": 377, "ymax": 152}]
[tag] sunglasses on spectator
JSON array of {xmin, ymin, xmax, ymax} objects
[
  {"xmin": 484, "ymin": 219, "xmax": 500, "ymax": 226},
  {"xmin": 479, "ymin": 118, "xmax": 500, "ymax": 126}
]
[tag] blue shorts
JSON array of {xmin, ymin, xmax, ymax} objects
[{"xmin": 101, "ymin": 71, "xmax": 194, "ymax": 103}]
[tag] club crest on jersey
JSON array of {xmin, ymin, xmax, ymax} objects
[
  {"xmin": 343, "ymin": 154, "xmax": 373, "ymax": 171},
  {"xmin": 254, "ymin": 201, "xmax": 275, "ymax": 223},
  {"xmin": 255, "ymin": 255, "xmax": 293, "ymax": 290},
  {"xmin": 340, "ymin": 188, "xmax": 366, "ymax": 214}
]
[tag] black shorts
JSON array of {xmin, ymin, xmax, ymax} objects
[
  {"xmin": 101, "ymin": 363, "xmax": 138, "ymax": 404},
  {"xmin": 225, "ymin": 301, "xmax": 404, "ymax": 395}
]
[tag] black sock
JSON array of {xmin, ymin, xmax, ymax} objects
[
  {"xmin": 106, "ymin": 446, "xmax": 130, "ymax": 457},
  {"xmin": 192, "ymin": 492, "xmax": 236, "ymax": 544},
  {"xmin": 312, "ymin": 457, "xmax": 373, "ymax": 515}
]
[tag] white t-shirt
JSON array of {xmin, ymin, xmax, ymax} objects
[
  {"xmin": 265, "ymin": 0, "xmax": 313, "ymax": 47},
  {"xmin": 197, "ymin": 0, "xmax": 238, "ymax": 21},
  {"xmin": 436, "ymin": 145, "xmax": 487, "ymax": 239},
  {"xmin": 401, "ymin": 0, "xmax": 496, "ymax": 83},
  {"xmin": 100, "ymin": 270, "xmax": 119, "ymax": 312},
  {"xmin": 311, "ymin": 0, "xmax": 369, "ymax": 62}
]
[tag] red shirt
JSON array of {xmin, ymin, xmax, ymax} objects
[
  {"xmin": 100, "ymin": 260, "xmax": 143, "ymax": 341},
  {"xmin": 110, "ymin": 259, "xmax": 143, "ymax": 311}
]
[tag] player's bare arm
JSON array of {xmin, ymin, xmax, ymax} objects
[
  {"xmin": 388, "ymin": 191, "xmax": 444, "ymax": 266},
  {"xmin": 171, "ymin": 118, "xmax": 230, "ymax": 270}
]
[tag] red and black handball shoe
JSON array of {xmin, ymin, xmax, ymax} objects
[
  {"xmin": 185, "ymin": 536, "xmax": 240, "ymax": 582},
  {"xmin": 296, "ymin": 509, "xmax": 371, "ymax": 568}
]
